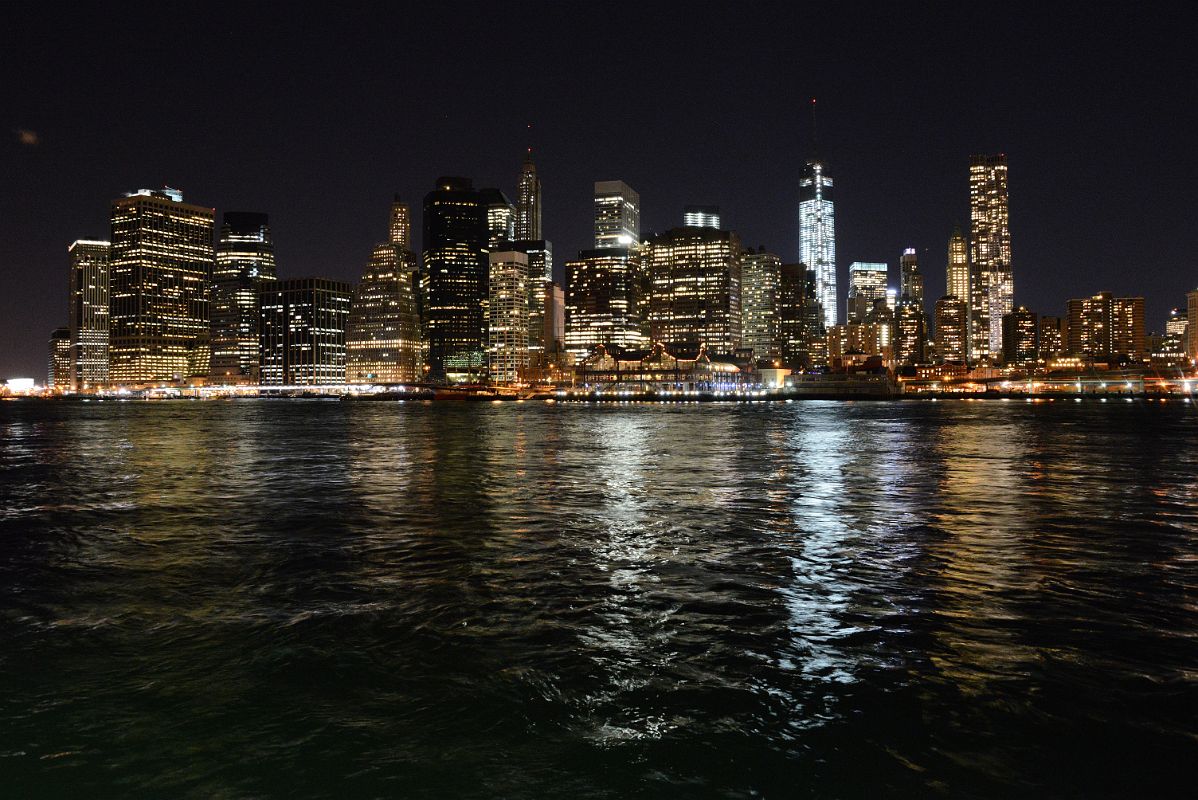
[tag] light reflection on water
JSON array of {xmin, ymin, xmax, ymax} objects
[{"xmin": 1, "ymin": 400, "xmax": 1196, "ymax": 798}]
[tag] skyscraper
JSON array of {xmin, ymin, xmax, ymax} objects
[
  {"xmin": 899, "ymin": 248, "xmax": 924, "ymax": 308},
  {"xmin": 683, "ymin": 205, "xmax": 721, "ymax": 229},
  {"xmin": 515, "ymin": 152, "xmax": 542, "ymax": 241},
  {"xmin": 260, "ymin": 278, "xmax": 352, "ymax": 385},
  {"xmin": 969, "ymin": 154, "xmax": 1012, "ymax": 358},
  {"xmin": 594, "ymin": 181, "xmax": 640, "ymax": 249},
  {"xmin": 501, "ymin": 240, "xmax": 553, "ymax": 368},
  {"xmin": 645, "ymin": 226, "xmax": 741, "ymax": 353},
  {"xmin": 108, "ymin": 188, "xmax": 214, "ymax": 385},
  {"xmin": 1187, "ymin": 290, "xmax": 1198, "ymax": 362},
  {"xmin": 389, "ymin": 197, "xmax": 411, "ymax": 251},
  {"xmin": 945, "ymin": 226, "xmax": 970, "ymax": 303},
  {"xmin": 847, "ymin": 262, "xmax": 887, "ymax": 324},
  {"xmin": 1066, "ymin": 292, "xmax": 1145, "ymax": 362},
  {"xmin": 210, "ymin": 212, "xmax": 277, "ymax": 384},
  {"xmin": 67, "ymin": 239, "xmax": 110, "ymax": 390},
  {"xmin": 423, "ymin": 177, "xmax": 488, "ymax": 381},
  {"xmin": 799, "ymin": 158, "xmax": 836, "ymax": 327},
  {"xmin": 934, "ymin": 296, "xmax": 969, "ymax": 363},
  {"xmin": 346, "ymin": 243, "xmax": 421, "ymax": 384},
  {"xmin": 488, "ymin": 250, "xmax": 530, "ymax": 384},
  {"xmin": 564, "ymin": 247, "xmax": 645, "ymax": 357},
  {"xmin": 894, "ymin": 300, "xmax": 926, "ymax": 365},
  {"xmin": 777, "ymin": 263, "xmax": 822, "ymax": 368},
  {"xmin": 48, "ymin": 327, "xmax": 71, "ymax": 390},
  {"xmin": 1001, "ymin": 307, "xmax": 1039, "ymax": 366},
  {"xmin": 740, "ymin": 248, "xmax": 782, "ymax": 359}
]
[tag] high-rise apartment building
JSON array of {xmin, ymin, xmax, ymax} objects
[
  {"xmin": 1039, "ymin": 315, "xmax": 1066, "ymax": 359},
  {"xmin": 564, "ymin": 247, "xmax": 645, "ymax": 356},
  {"xmin": 346, "ymin": 244, "xmax": 421, "ymax": 384},
  {"xmin": 108, "ymin": 188, "xmax": 214, "ymax": 385},
  {"xmin": 894, "ymin": 300, "xmax": 926, "ymax": 365},
  {"xmin": 646, "ymin": 227, "xmax": 741, "ymax": 353},
  {"xmin": 594, "ymin": 181, "xmax": 640, "ymax": 249},
  {"xmin": 423, "ymin": 177, "xmax": 488, "ymax": 381},
  {"xmin": 740, "ymin": 248, "xmax": 782, "ymax": 359},
  {"xmin": 67, "ymin": 239, "xmax": 110, "ymax": 390},
  {"xmin": 934, "ymin": 296, "xmax": 969, "ymax": 363},
  {"xmin": 799, "ymin": 158, "xmax": 836, "ymax": 327},
  {"xmin": 1001, "ymin": 307, "xmax": 1039, "ymax": 366},
  {"xmin": 48, "ymin": 327, "xmax": 71, "ymax": 390},
  {"xmin": 683, "ymin": 205, "xmax": 721, "ymax": 229},
  {"xmin": 1066, "ymin": 292, "xmax": 1145, "ymax": 362},
  {"xmin": 847, "ymin": 262, "xmax": 888, "ymax": 324},
  {"xmin": 260, "ymin": 278, "xmax": 352, "ymax": 385},
  {"xmin": 515, "ymin": 152, "xmax": 542, "ymax": 241},
  {"xmin": 969, "ymin": 154, "xmax": 1012, "ymax": 358},
  {"xmin": 946, "ymin": 226, "xmax": 970, "ymax": 306},
  {"xmin": 488, "ymin": 250, "xmax": 530, "ymax": 384},
  {"xmin": 210, "ymin": 212, "xmax": 277, "ymax": 384}
]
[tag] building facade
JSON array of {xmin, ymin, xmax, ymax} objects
[
  {"xmin": 594, "ymin": 181, "xmax": 640, "ymax": 249},
  {"xmin": 422, "ymin": 177, "xmax": 488, "ymax": 381},
  {"xmin": 799, "ymin": 159, "xmax": 837, "ymax": 327},
  {"xmin": 210, "ymin": 212, "xmax": 277, "ymax": 384},
  {"xmin": 740, "ymin": 248, "xmax": 782, "ymax": 360},
  {"xmin": 346, "ymin": 244, "xmax": 422, "ymax": 384},
  {"xmin": 260, "ymin": 278, "xmax": 352, "ymax": 385},
  {"xmin": 645, "ymin": 227, "xmax": 742, "ymax": 353},
  {"xmin": 515, "ymin": 152, "xmax": 542, "ymax": 242},
  {"xmin": 934, "ymin": 296, "xmax": 969, "ymax": 363},
  {"xmin": 108, "ymin": 188, "xmax": 214, "ymax": 385},
  {"xmin": 778, "ymin": 263, "xmax": 822, "ymax": 368},
  {"xmin": 1066, "ymin": 292, "xmax": 1146, "ymax": 362},
  {"xmin": 564, "ymin": 247, "xmax": 645, "ymax": 357},
  {"xmin": 683, "ymin": 205, "xmax": 721, "ymax": 229},
  {"xmin": 969, "ymin": 154, "xmax": 1012, "ymax": 358},
  {"xmin": 1001, "ymin": 307, "xmax": 1039, "ymax": 366},
  {"xmin": 488, "ymin": 250, "xmax": 530, "ymax": 384},
  {"xmin": 894, "ymin": 300, "xmax": 926, "ymax": 365},
  {"xmin": 1187, "ymin": 290, "xmax": 1198, "ymax": 362},
  {"xmin": 48, "ymin": 327, "xmax": 71, "ymax": 390},
  {"xmin": 67, "ymin": 239, "xmax": 110, "ymax": 390},
  {"xmin": 847, "ymin": 262, "xmax": 888, "ymax": 324}
]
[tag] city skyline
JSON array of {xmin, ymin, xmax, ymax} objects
[{"xmin": 3, "ymin": 4, "xmax": 1196, "ymax": 377}]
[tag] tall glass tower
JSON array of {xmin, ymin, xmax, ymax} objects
[
  {"xmin": 969, "ymin": 154, "xmax": 1012, "ymax": 358},
  {"xmin": 799, "ymin": 159, "xmax": 836, "ymax": 328},
  {"xmin": 515, "ymin": 152, "xmax": 542, "ymax": 241},
  {"xmin": 593, "ymin": 181, "xmax": 640, "ymax": 249},
  {"xmin": 210, "ymin": 212, "xmax": 277, "ymax": 384}
]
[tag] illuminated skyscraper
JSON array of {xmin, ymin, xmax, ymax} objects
[
  {"xmin": 645, "ymin": 227, "xmax": 741, "ymax": 353},
  {"xmin": 1187, "ymin": 290, "xmax": 1198, "ymax": 361},
  {"xmin": 346, "ymin": 244, "xmax": 421, "ymax": 384},
  {"xmin": 740, "ymin": 248, "xmax": 782, "ymax": 359},
  {"xmin": 799, "ymin": 159, "xmax": 836, "ymax": 327},
  {"xmin": 210, "ymin": 213, "xmax": 277, "ymax": 384},
  {"xmin": 108, "ymin": 188, "xmax": 214, "ymax": 384},
  {"xmin": 899, "ymin": 248, "xmax": 924, "ymax": 308},
  {"xmin": 67, "ymin": 239, "xmax": 110, "ymax": 390},
  {"xmin": 564, "ymin": 247, "xmax": 645, "ymax": 356},
  {"xmin": 260, "ymin": 278, "xmax": 352, "ymax": 385},
  {"xmin": 946, "ymin": 226, "xmax": 970, "ymax": 304},
  {"xmin": 48, "ymin": 327, "xmax": 71, "ymax": 390},
  {"xmin": 515, "ymin": 152, "xmax": 542, "ymax": 241},
  {"xmin": 894, "ymin": 300, "xmax": 926, "ymax": 364},
  {"xmin": 481, "ymin": 188, "xmax": 516, "ymax": 249},
  {"xmin": 969, "ymin": 154, "xmax": 1012, "ymax": 358},
  {"xmin": 847, "ymin": 262, "xmax": 887, "ymax": 324},
  {"xmin": 1039, "ymin": 316, "xmax": 1066, "ymax": 360},
  {"xmin": 934, "ymin": 296, "xmax": 968, "ymax": 363},
  {"xmin": 1001, "ymin": 307, "xmax": 1039, "ymax": 366},
  {"xmin": 389, "ymin": 197, "xmax": 411, "ymax": 251},
  {"xmin": 1066, "ymin": 292, "xmax": 1145, "ymax": 362},
  {"xmin": 488, "ymin": 250, "xmax": 530, "ymax": 384},
  {"xmin": 501, "ymin": 240, "xmax": 553, "ymax": 369},
  {"xmin": 777, "ymin": 263, "xmax": 822, "ymax": 368},
  {"xmin": 594, "ymin": 181, "xmax": 640, "ymax": 249},
  {"xmin": 423, "ymin": 177, "xmax": 488, "ymax": 381},
  {"xmin": 683, "ymin": 205, "xmax": 721, "ymax": 229}
]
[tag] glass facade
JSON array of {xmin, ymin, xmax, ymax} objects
[
  {"xmin": 346, "ymin": 244, "xmax": 421, "ymax": 384},
  {"xmin": 564, "ymin": 247, "xmax": 645, "ymax": 357},
  {"xmin": 515, "ymin": 153, "xmax": 542, "ymax": 242},
  {"xmin": 969, "ymin": 154, "xmax": 1012, "ymax": 358},
  {"xmin": 210, "ymin": 212, "xmax": 277, "ymax": 384},
  {"xmin": 594, "ymin": 181, "xmax": 640, "ymax": 249},
  {"xmin": 799, "ymin": 160, "xmax": 836, "ymax": 327},
  {"xmin": 683, "ymin": 205, "xmax": 721, "ymax": 229},
  {"xmin": 847, "ymin": 262, "xmax": 887, "ymax": 324},
  {"xmin": 646, "ymin": 227, "xmax": 742, "ymax": 354},
  {"xmin": 259, "ymin": 278, "xmax": 351, "ymax": 385},
  {"xmin": 741, "ymin": 249, "xmax": 782, "ymax": 359}
]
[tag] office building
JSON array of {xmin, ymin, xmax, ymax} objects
[
  {"xmin": 488, "ymin": 250, "xmax": 530, "ymax": 384},
  {"xmin": 645, "ymin": 227, "xmax": 741, "ymax": 353},
  {"xmin": 847, "ymin": 262, "xmax": 888, "ymax": 324},
  {"xmin": 1188, "ymin": 290, "xmax": 1198, "ymax": 361},
  {"xmin": 481, "ymin": 188, "xmax": 516, "ymax": 249},
  {"xmin": 210, "ymin": 212, "xmax": 277, "ymax": 384},
  {"xmin": 799, "ymin": 157, "xmax": 836, "ymax": 327},
  {"xmin": 564, "ymin": 247, "xmax": 645, "ymax": 356},
  {"xmin": 778, "ymin": 263, "xmax": 822, "ymax": 368},
  {"xmin": 899, "ymin": 248, "xmax": 924, "ymax": 308},
  {"xmin": 740, "ymin": 248, "xmax": 782, "ymax": 359},
  {"xmin": 683, "ymin": 205, "xmax": 721, "ymax": 229},
  {"xmin": 934, "ymin": 296, "xmax": 969, "ymax": 363},
  {"xmin": 67, "ymin": 239, "xmax": 110, "ymax": 390},
  {"xmin": 515, "ymin": 152, "xmax": 542, "ymax": 241},
  {"xmin": 108, "ymin": 188, "xmax": 214, "ymax": 385},
  {"xmin": 500, "ymin": 240, "xmax": 553, "ymax": 367},
  {"xmin": 969, "ymin": 154, "xmax": 1012, "ymax": 358},
  {"xmin": 48, "ymin": 327, "xmax": 71, "ymax": 390},
  {"xmin": 423, "ymin": 177, "xmax": 488, "ymax": 381},
  {"xmin": 260, "ymin": 278, "xmax": 352, "ymax": 385},
  {"xmin": 594, "ymin": 180, "xmax": 640, "ymax": 249},
  {"xmin": 894, "ymin": 299, "xmax": 926, "ymax": 365},
  {"xmin": 346, "ymin": 243, "xmax": 421, "ymax": 384},
  {"xmin": 1001, "ymin": 307, "xmax": 1039, "ymax": 366},
  {"xmin": 946, "ymin": 226, "xmax": 970, "ymax": 306}
]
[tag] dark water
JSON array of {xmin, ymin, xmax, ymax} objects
[{"xmin": 1, "ymin": 399, "xmax": 1196, "ymax": 798}]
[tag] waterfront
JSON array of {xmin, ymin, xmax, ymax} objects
[{"xmin": 1, "ymin": 401, "xmax": 1195, "ymax": 798}]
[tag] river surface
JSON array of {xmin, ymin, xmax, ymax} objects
[{"xmin": 1, "ymin": 399, "xmax": 1195, "ymax": 798}]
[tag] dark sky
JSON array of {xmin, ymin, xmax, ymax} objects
[{"xmin": 3, "ymin": 3, "xmax": 1196, "ymax": 377}]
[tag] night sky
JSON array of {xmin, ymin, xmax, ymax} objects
[{"xmin": 3, "ymin": 3, "xmax": 1196, "ymax": 378}]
